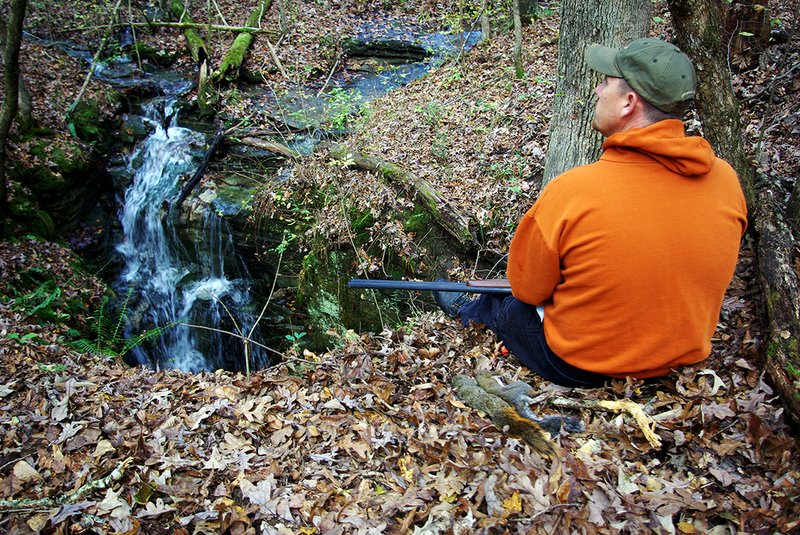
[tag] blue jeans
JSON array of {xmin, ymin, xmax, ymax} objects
[{"xmin": 458, "ymin": 294, "xmax": 612, "ymax": 388}]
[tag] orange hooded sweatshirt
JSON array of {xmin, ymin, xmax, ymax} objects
[{"xmin": 507, "ymin": 120, "xmax": 747, "ymax": 378}]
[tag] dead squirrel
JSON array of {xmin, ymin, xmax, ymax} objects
[{"xmin": 451, "ymin": 372, "xmax": 584, "ymax": 456}]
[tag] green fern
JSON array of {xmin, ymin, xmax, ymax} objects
[
  {"xmin": 12, "ymin": 280, "xmax": 70, "ymax": 322},
  {"xmin": 72, "ymin": 288, "xmax": 174, "ymax": 358}
]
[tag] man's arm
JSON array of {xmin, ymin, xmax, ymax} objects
[{"xmin": 507, "ymin": 209, "xmax": 562, "ymax": 305}]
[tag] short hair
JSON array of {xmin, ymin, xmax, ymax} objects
[{"xmin": 618, "ymin": 78, "xmax": 687, "ymax": 122}]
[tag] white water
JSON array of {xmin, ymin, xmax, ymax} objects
[{"xmin": 116, "ymin": 100, "xmax": 265, "ymax": 372}]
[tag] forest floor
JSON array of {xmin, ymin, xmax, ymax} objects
[{"xmin": 1, "ymin": 1, "xmax": 800, "ymax": 534}]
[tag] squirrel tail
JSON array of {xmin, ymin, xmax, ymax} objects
[{"xmin": 497, "ymin": 406, "xmax": 556, "ymax": 456}]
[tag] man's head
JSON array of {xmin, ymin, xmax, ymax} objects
[{"xmin": 585, "ymin": 38, "xmax": 696, "ymax": 116}]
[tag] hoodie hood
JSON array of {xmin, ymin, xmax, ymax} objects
[{"xmin": 601, "ymin": 119, "xmax": 716, "ymax": 176}]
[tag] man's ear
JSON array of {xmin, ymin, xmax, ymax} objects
[{"xmin": 620, "ymin": 91, "xmax": 639, "ymax": 118}]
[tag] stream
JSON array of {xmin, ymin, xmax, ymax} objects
[{"xmin": 105, "ymin": 24, "xmax": 480, "ymax": 373}]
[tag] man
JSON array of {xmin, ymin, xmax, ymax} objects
[{"xmin": 438, "ymin": 38, "xmax": 748, "ymax": 387}]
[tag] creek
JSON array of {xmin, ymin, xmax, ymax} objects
[{"xmin": 102, "ymin": 24, "xmax": 480, "ymax": 373}]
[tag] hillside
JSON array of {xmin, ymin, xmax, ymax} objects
[{"xmin": 1, "ymin": 1, "xmax": 799, "ymax": 533}]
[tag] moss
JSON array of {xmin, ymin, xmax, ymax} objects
[
  {"xmin": 130, "ymin": 43, "xmax": 176, "ymax": 67},
  {"xmin": 15, "ymin": 139, "xmax": 90, "ymax": 192},
  {"xmin": 401, "ymin": 207, "xmax": 431, "ymax": 234},
  {"xmin": 66, "ymin": 99, "xmax": 111, "ymax": 145},
  {"xmin": 9, "ymin": 200, "xmax": 55, "ymax": 239}
]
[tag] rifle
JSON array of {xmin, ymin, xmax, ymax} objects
[{"xmin": 347, "ymin": 278, "xmax": 512, "ymax": 295}]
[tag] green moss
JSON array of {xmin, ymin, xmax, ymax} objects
[
  {"xmin": 401, "ymin": 207, "xmax": 431, "ymax": 234},
  {"xmin": 347, "ymin": 208, "xmax": 375, "ymax": 242},
  {"xmin": 8, "ymin": 196, "xmax": 55, "ymax": 239},
  {"xmin": 786, "ymin": 362, "xmax": 800, "ymax": 380},
  {"xmin": 66, "ymin": 99, "xmax": 110, "ymax": 145}
]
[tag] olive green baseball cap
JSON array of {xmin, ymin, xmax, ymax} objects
[{"xmin": 585, "ymin": 38, "xmax": 696, "ymax": 114}]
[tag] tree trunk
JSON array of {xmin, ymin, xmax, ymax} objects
[
  {"xmin": 669, "ymin": 0, "xmax": 800, "ymax": 423},
  {"xmin": 755, "ymin": 190, "xmax": 800, "ymax": 422},
  {"xmin": 541, "ymin": 0, "xmax": 650, "ymax": 185},
  {"xmin": 0, "ymin": 10, "xmax": 33, "ymax": 134},
  {"xmin": 0, "ymin": 0, "xmax": 27, "ymax": 219},
  {"xmin": 480, "ymin": 0, "xmax": 491, "ymax": 42},
  {"xmin": 667, "ymin": 0, "xmax": 756, "ymax": 207},
  {"xmin": 214, "ymin": 0, "xmax": 272, "ymax": 83},
  {"xmin": 512, "ymin": 0, "xmax": 523, "ymax": 79}
]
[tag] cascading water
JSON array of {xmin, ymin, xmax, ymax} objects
[{"xmin": 115, "ymin": 98, "xmax": 268, "ymax": 372}]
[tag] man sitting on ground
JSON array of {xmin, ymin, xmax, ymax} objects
[{"xmin": 438, "ymin": 38, "xmax": 748, "ymax": 387}]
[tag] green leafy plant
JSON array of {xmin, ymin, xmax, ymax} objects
[
  {"xmin": 7, "ymin": 332, "xmax": 41, "ymax": 345},
  {"xmin": 11, "ymin": 280, "xmax": 70, "ymax": 322},
  {"xmin": 285, "ymin": 330, "xmax": 307, "ymax": 350},
  {"xmin": 71, "ymin": 289, "xmax": 173, "ymax": 358}
]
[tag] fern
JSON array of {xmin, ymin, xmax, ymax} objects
[{"xmin": 72, "ymin": 288, "xmax": 174, "ymax": 358}]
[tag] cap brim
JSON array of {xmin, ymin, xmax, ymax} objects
[{"xmin": 585, "ymin": 44, "xmax": 623, "ymax": 77}]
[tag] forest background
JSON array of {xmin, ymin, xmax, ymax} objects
[{"xmin": 0, "ymin": 0, "xmax": 799, "ymax": 533}]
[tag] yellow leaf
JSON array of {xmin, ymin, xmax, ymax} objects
[
  {"xmin": 449, "ymin": 398, "xmax": 468, "ymax": 409},
  {"xmin": 93, "ymin": 439, "xmax": 115, "ymax": 459},
  {"xmin": 503, "ymin": 491, "xmax": 522, "ymax": 514},
  {"xmin": 398, "ymin": 455, "xmax": 415, "ymax": 483},
  {"xmin": 299, "ymin": 528, "xmax": 316, "ymax": 535},
  {"xmin": 677, "ymin": 521, "xmax": 696, "ymax": 533}
]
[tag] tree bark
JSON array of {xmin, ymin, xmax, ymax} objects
[
  {"xmin": 328, "ymin": 144, "xmax": 476, "ymax": 248},
  {"xmin": 214, "ymin": 0, "xmax": 272, "ymax": 83},
  {"xmin": 512, "ymin": 0, "xmax": 523, "ymax": 79},
  {"xmin": 755, "ymin": 190, "xmax": 800, "ymax": 422},
  {"xmin": 667, "ymin": 0, "xmax": 756, "ymax": 207},
  {"xmin": 541, "ymin": 0, "xmax": 650, "ymax": 185},
  {"xmin": 0, "ymin": 0, "xmax": 28, "ymax": 219},
  {"xmin": 238, "ymin": 137, "xmax": 300, "ymax": 160},
  {"xmin": 0, "ymin": 10, "xmax": 33, "ymax": 134}
]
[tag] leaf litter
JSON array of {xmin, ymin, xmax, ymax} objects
[{"xmin": 1, "ymin": 0, "xmax": 800, "ymax": 533}]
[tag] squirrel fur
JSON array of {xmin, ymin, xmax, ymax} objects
[
  {"xmin": 451, "ymin": 374, "xmax": 556, "ymax": 456},
  {"xmin": 474, "ymin": 371, "xmax": 585, "ymax": 435}
]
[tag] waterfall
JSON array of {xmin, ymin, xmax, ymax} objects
[{"xmin": 115, "ymin": 99, "xmax": 267, "ymax": 372}]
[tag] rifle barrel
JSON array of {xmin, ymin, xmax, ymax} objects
[{"xmin": 347, "ymin": 279, "xmax": 513, "ymax": 295}]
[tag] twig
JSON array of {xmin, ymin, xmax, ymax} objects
[
  {"xmin": 211, "ymin": 0, "xmax": 229, "ymax": 26},
  {"xmin": 0, "ymin": 458, "xmax": 132, "ymax": 512},
  {"xmin": 245, "ymin": 243, "xmax": 285, "ymax": 376},
  {"xmin": 317, "ymin": 57, "xmax": 340, "ymax": 97},
  {"xmin": 64, "ymin": 21, "xmax": 277, "ymax": 35},
  {"xmin": 66, "ymin": 0, "xmax": 123, "ymax": 117},
  {"xmin": 549, "ymin": 397, "xmax": 661, "ymax": 448},
  {"xmin": 180, "ymin": 322, "xmax": 283, "ymax": 356},
  {"xmin": 753, "ymin": 51, "xmax": 792, "ymax": 167},
  {"xmin": 127, "ymin": 0, "xmax": 141, "ymax": 71},
  {"xmin": 264, "ymin": 36, "xmax": 290, "ymax": 81}
]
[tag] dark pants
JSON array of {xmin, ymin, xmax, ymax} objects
[{"xmin": 458, "ymin": 294, "xmax": 612, "ymax": 388}]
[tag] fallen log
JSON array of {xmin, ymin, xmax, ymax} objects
[
  {"xmin": 214, "ymin": 0, "xmax": 272, "ymax": 83},
  {"xmin": 66, "ymin": 21, "xmax": 278, "ymax": 36},
  {"xmin": 170, "ymin": 0, "xmax": 208, "ymax": 66},
  {"xmin": 754, "ymin": 190, "xmax": 800, "ymax": 422},
  {"xmin": 328, "ymin": 143, "xmax": 477, "ymax": 248},
  {"xmin": 238, "ymin": 136, "xmax": 300, "ymax": 160}
]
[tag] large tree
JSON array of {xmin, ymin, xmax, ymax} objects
[
  {"xmin": 0, "ymin": 0, "xmax": 28, "ymax": 220},
  {"xmin": 669, "ymin": 0, "xmax": 800, "ymax": 423},
  {"xmin": 541, "ymin": 0, "xmax": 651, "ymax": 184}
]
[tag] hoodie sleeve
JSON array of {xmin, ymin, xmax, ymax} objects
[{"xmin": 507, "ymin": 200, "xmax": 562, "ymax": 306}]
